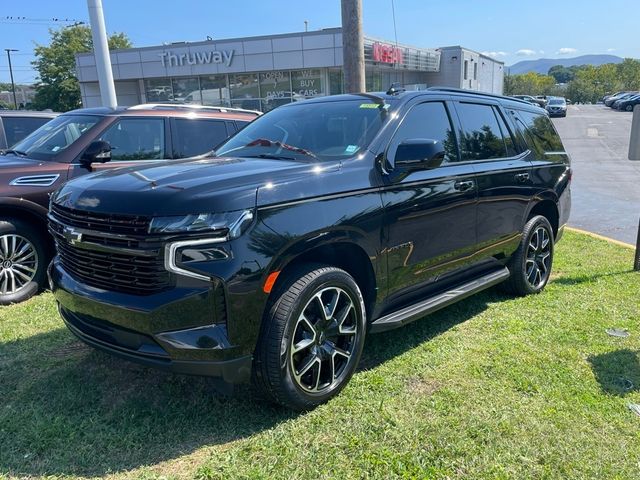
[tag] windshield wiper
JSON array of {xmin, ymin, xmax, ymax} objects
[
  {"xmin": 237, "ymin": 153, "xmax": 297, "ymax": 161},
  {"xmin": 246, "ymin": 138, "xmax": 319, "ymax": 160},
  {"xmin": 2, "ymin": 149, "xmax": 27, "ymax": 157}
]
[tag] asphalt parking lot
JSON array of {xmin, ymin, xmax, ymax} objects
[{"xmin": 551, "ymin": 104, "xmax": 640, "ymax": 244}]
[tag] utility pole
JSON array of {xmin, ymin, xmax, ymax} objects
[
  {"xmin": 341, "ymin": 0, "xmax": 365, "ymax": 93},
  {"xmin": 4, "ymin": 49, "xmax": 18, "ymax": 109},
  {"xmin": 87, "ymin": 0, "xmax": 117, "ymax": 108}
]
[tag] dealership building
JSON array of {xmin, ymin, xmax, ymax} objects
[{"xmin": 75, "ymin": 27, "xmax": 504, "ymax": 111}]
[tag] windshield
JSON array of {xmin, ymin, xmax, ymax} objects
[
  {"xmin": 548, "ymin": 99, "xmax": 566, "ymax": 105},
  {"xmin": 9, "ymin": 114, "xmax": 102, "ymax": 161},
  {"xmin": 214, "ymin": 99, "xmax": 392, "ymax": 162}
]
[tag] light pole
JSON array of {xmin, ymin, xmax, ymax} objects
[
  {"xmin": 4, "ymin": 49, "xmax": 18, "ymax": 109},
  {"xmin": 87, "ymin": 0, "xmax": 117, "ymax": 108}
]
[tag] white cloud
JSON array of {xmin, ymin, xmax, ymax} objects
[
  {"xmin": 607, "ymin": 48, "xmax": 616, "ymax": 52},
  {"xmin": 516, "ymin": 49, "xmax": 537, "ymax": 56},
  {"xmin": 539, "ymin": 50, "xmax": 545, "ymax": 54},
  {"xmin": 557, "ymin": 47, "xmax": 578, "ymax": 55},
  {"xmin": 481, "ymin": 51, "xmax": 508, "ymax": 57}
]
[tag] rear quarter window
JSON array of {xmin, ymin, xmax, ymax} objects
[{"xmin": 515, "ymin": 109, "xmax": 564, "ymax": 156}]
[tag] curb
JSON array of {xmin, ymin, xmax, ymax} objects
[{"xmin": 565, "ymin": 227, "xmax": 635, "ymax": 249}]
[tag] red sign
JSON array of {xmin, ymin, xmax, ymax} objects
[{"xmin": 372, "ymin": 42, "xmax": 404, "ymax": 65}]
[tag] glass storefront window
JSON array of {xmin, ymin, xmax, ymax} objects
[
  {"xmin": 230, "ymin": 74, "xmax": 261, "ymax": 110},
  {"xmin": 145, "ymin": 78, "xmax": 173, "ymax": 102},
  {"xmin": 329, "ymin": 69, "xmax": 343, "ymax": 95},
  {"xmin": 172, "ymin": 77, "xmax": 201, "ymax": 104},
  {"xmin": 259, "ymin": 70, "xmax": 291, "ymax": 111},
  {"xmin": 291, "ymin": 69, "xmax": 323, "ymax": 100},
  {"xmin": 366, "ymin": 70, "xmax": 383, "ymax": 92},
  {"xmin": 200, "ymin": 75, "xmax": 230, "ymax": 107}
]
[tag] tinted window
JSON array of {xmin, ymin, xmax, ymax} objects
[
  {"xmin": 3, "ymin": 117, "xmax": 52, "ymax": 147},
  {"xmin": 516, "ymin": 110, "xmax": 564, "ymax": 154},
  {"xmin": 456, "ymin": 102, "xmax": 509, "ymax": 161},
  {"xmin": 493, "ymin": 107, "xmax": 517, "ymax": 156},
  {"xmin": 173, "ymin": 119, "xmax": 228, "ymax": 158},
  {"xmin": 388, "ymin": 102, "xmax": 458, "ymax": 164},
  {"xmin": 100, "ymin": 118, "xmax": 165, "ymax": 161},
  {"xmin": 9, "ymin": 114, "xmax": 101, "ymax": 161}
]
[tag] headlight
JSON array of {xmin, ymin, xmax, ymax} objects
[{"xmin": 149, "ymin": 209, "xmax": 254, "ymax": 238}]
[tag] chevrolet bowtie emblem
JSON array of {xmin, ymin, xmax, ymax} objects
[{"xmin": 62, "ymin": 226, "xmax": 83, "ymax": 245}]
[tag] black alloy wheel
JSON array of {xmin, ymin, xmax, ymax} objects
[{"xmin": 252, "ymin": 265, "xmax": 366, "ymax": 410}]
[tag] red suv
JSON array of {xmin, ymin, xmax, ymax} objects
[{"xmin": 0, "ymin": 103, "xmax": 258, "ymax": 304}]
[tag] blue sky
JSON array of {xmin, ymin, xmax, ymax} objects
[{"xmin": 1, "ymin": 0, "xmax": 637, "ymax": 84}]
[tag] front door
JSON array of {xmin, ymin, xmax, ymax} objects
[
  {"xmin": 69, "ymin": 117, "xmax": 170, "ymax": 178},
  {"xmin": 380, "ymin": 100, "xmax": 478, "ymax": 310}
]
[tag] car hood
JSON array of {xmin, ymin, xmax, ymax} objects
[
  {"xmin": 0, "ymin": 154, "xmax": 66, "ymax": 182},
  {"xmin": 52, "ymin": 156, "xmax": 331, "ymax": 216}
]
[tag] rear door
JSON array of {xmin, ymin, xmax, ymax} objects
[
  {"xmin": 451, "ymin": 100, "xmax": 532, "ymax": 259},
  {"xmin": 170, "ymin": 118, "xmax": 230, "ymax": 158},
  {"xmin": 381, "ymin": 98, "xmax": 478, "ymax": 309}
]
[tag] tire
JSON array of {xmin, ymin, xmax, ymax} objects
[
  {"xmin": 0, "ymin": 218, "xmax": 48, "ymax": 305},
  {"xmin": 252, "ymin": 264, "xmax": 367, "ymax": 410},
  {"xmin": 502, "ymin": 215, "xmax": 554, "ymax": 296},
  {"xmin": 626, "ymin": 105, "xmax": 634, "ymax": 112}
]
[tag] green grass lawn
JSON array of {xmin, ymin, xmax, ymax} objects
[{"xmin": 1, "ymin": 231, "xmax": 639, "ymax": 479}]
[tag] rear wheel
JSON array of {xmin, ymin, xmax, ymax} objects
[
  {"xmin": 0, "ymin": 219, "xmax": 47, "ymax": 305},
  {"xmin": 252, "ymin": 264, "xmax": 366, "ymax": 410},
  {"xmin": 626, "ymin": 104, "xmax": 634, "ymax": 112},
  {"xmin": 503, "ymin": 215, "xmax": 554, "ymax": 296}
]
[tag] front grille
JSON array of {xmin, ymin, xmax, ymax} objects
[
  {"xmin": 51, "ymin": 203, "xmax": 151, "ymax": 236},
  {"xmin": 50, "ymin": 205, "xmax": 171, "ymax": 296}
]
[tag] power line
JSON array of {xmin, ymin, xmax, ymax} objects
[{"xmin": 0, "ymin": 16, "xmax": 86, "ymax": 26}]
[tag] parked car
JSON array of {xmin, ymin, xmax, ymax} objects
[
  {"xmin": 602, "ymin": 91, "xmax": 625, "ymax": 103},
  {"xmin": 49, "ymin": 87, "xmax": 571, "ymax": 410},
  {"xmin": 511, "ymin": 95, "xmax": 537, "ymax": 106},
  {"xmin": 0, "ymin": 110, "xmax": 59, "ymax": 152},
  {"xmin": 612, "ymin": 93, "xmax": 639, "ymax": 110},
  {"xmin": 616, "ymin": 94, "xmax": 640, "ymax": 112},
  {"xmin": 605, "ymin": 92, "xmax": 636, "ymax": 107},
  {"xmin": 533, "ymin": 95, "xmax": 548, "ymax": 108},
  {"xmin": 546, "ymin": 97, "xmax": 567, "ymax": 117},
  {"xmin": 0, "ymin": 103, "xmax": 259, "ymax": 304}
]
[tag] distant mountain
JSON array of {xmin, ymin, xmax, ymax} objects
[{"xmin": 508, "ymin": 55, "xmax": 624, "ymax": 75}]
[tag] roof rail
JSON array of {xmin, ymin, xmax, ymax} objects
[
  {"xmin": 128, "ymin": 103, "xmax": 262, "ymax": 116},
  {"xmin": 426, "ymin": 86, "xmax": 533, "ymax": 106}
]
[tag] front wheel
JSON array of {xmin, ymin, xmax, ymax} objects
[
  {"xmin": 252, "ymin": 265, "xmax": 367, "ymax": 410},
  {"xmin": 0, "ymin": 218, "xmax": 47, "ymax": 305},
  {"xmin": 626, "ymin": 105, "xmax": 634, "ymax": 112},
  {"xmin": 502, "ymin": 215, "xmax": 554, "ymax": 296}
]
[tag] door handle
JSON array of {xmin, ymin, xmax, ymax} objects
[
  {"xmin": 515, "ymin": 172, "xmax": 530, "ymax": 182},
  {"xmin": 454, "ymin": 180, "xmax": 474, "ymax": 191}
]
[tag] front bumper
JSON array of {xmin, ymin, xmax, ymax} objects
[{"xmin": 50, "ymin": 259, "xmax": 252, "ymax": 383}]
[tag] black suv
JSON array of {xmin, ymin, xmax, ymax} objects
[{"xmin": 49, "ymin": 88, "xmax": 571, "ymax": 410}]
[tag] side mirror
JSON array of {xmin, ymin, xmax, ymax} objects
[
  {"xmin": 394, "ymin": 139, "xmax": 446, "ymax": 170},
  {"xmin": 81, "ymin": 140, "xmax": 111, "ymax": 166}
]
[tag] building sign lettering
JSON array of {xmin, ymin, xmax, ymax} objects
[
  {"xmin": 372, "ymin": 42, "xmax": 404, "ymax": 65},
  {"xmin": 159, "ymin": 50, "xmax": 234, "ymax": 68}
]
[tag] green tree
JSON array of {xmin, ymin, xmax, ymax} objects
[
  {"xmin": 504, "ymin": 72, "xmax": 555, "ymax": 96},
  {"xmin": 616, "ymin": 58, "xmax": 640, "ymax": 91},
  {"xmin": 31, "ymin": 25, "xmax": 131, "ymax": 112},
  {"xmin": 548, "ymin": 65, "xmax": 576, "ymax": 84}
]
